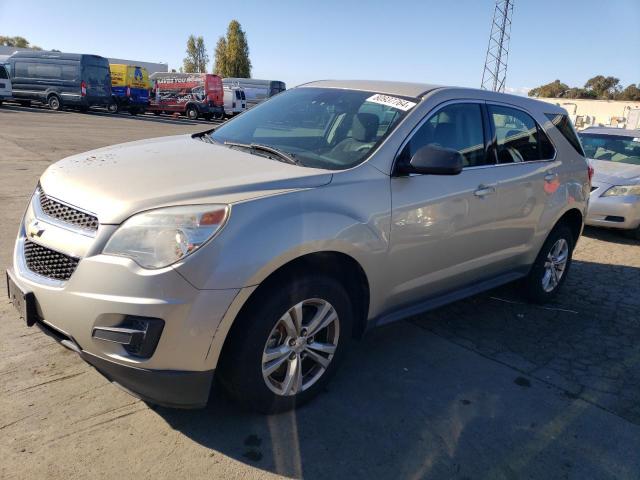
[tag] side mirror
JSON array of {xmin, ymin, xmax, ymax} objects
[{"xmin": 400, "ymin": 144, "xmax": 464, "ymax": 175}]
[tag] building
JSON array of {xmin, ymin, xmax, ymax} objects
[
  {"xmin": 538, "ymin": 97, "xmax": 640, "ymax": 130},
  {"xmin": 0, "ymin": 46, "xmax": 168, "ymax": 74}
]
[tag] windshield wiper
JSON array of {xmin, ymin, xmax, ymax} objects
[{"xmin": 224, "ymin": 141, "xmax": 299, "ymax": 165}]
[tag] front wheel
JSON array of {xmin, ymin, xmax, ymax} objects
[
  {"xmin": 186, "ymin": 106, "xmax": 198, "ymax": 120},
  {"xmin": 218, "ymin": 274, "xmax": 353, "ymax": 413},
  {"xmin": 523, "ymin": 225, "xmax": 574, "ymax": 303},
  {"xmin": 107, "ymin": 102, "xmax": 119, "ymax": 114}
]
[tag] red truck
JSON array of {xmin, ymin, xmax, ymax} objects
[{"xmin": 148, "ymin": 73, "xmax": 224, "ymax": 120}]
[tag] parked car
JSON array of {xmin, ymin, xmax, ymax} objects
[
  {"xmin": 222, "ymin": 78, "xmax": 285, "ymax": 109},
  {"xmin": 148, "ymin": 72, "xmax": 224, "ymax": 120},
  {"xmin": 0, "ymin": 63, "xmax": 11, "ymax": 105},
  {"xmin": 223, "ymin": 85, "xmax": 246, "ymax": 117},
  {"xmin": 6, "ymin": 51, "xmax": 111, "ymax": 111},
  {"xmin": 6, "ymin": 80, "xmax": 589, "ymax": 413},
  {"xmin": 108, "ymin": 64, "xmax": 149, "ymax": 115},
  {"xmin": 579, "ymin": 127, "xmax": 640, "ymax": 238}
]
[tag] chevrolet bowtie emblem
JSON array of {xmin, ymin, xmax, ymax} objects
[{"xmin": 27, "ymin": 220, "xmax": 45, "ymax": 238}]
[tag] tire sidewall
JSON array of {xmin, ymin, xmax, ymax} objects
[
  {"xmin": 526, "ymin": 225, "xmax": 574, "ymax": 302},
  {"xmin": 187, "ymin": 106, "xmax": 198, "ymax": 119},
  {"xmin": 48, "ymin": 95, "xmax": 61, "ymax": 111},
  {"xmin": 220, "ymin": 275, "xmax": 353, "ymax": 413}
]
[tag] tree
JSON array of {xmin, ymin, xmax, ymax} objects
[
  {"xmin": 183, "ymin": 35, "xmax": 209, "ymax": 73},
  {"xmin": 213, "ymin": 20, "xmax": 251, "ymax": 77},
  {"xmin": 584, "ymin": 75, "xmax": 621, "ymax": 99},
  {"xmin": 617, "ymin": 84, "xmax": 640, "ymax": 101},
  {"xmin": 528, "ymin": 79, "xmax": 569, "ymax": 98},
  {"xmin": 0, "ymin": 35, "xmax": 42, "ymax": 50},
  {"xmin": 563, "ymin": 87, "xmax": 596, "ymax": 99}
]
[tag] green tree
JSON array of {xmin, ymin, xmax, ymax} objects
[
  {"xmin": 528, "ymin": 79, "xmax": 569, "ymax": 98},
  {"xmin": 0, "ymin": 35, "xmax": 42, "ymax": 50},
  {"xmin": 213, "ymin": 20, "xmax": 251, "ymax": 77},
  {"xmin": 616, "ymin": 84, "xmax": 640, "ymax": 101},
  {"xmin": 183, "ymin": 35, "xmax": 209, "ymax": 73},
  {"xmin": 584, "ymin": 75, "xmax": 621, "ymax": 99},
  {"xmin": 564, "ymin": 87, "xmax": 596, "ymax": 99}
]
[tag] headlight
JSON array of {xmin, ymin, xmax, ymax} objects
[
  {"xmin": 103, "ymin": 205, "xmax": 229, "ymax": 269},
  {"xmin": 602, "ymin": 185, "xmax": 640, "ymax": 197}
]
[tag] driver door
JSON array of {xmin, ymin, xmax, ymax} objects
[{"xmin": 385, "ymin": 101, "xmax": 502, "ymax": 311}]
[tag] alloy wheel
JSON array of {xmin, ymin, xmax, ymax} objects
[
  {"xmin": 541, "ymin": 238, "xmax": 569, "ymax": 292},
  {"xmin": 261, "ymin": 298, "xmax": 340, "ymax": 396}
]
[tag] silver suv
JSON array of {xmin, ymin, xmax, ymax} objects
[{"xmin": 7, "ymin": 80, "xmax": 590, "ymax": 413}]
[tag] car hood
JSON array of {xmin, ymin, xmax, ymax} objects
[
  {"xmin": 589, "ymin": 158, "xmax": 640, "ymax": 186},
  {"xmin": 40, "ymin": 134, "xmax": 333, "ymax": 224}
]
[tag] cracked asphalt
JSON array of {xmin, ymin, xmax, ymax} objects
[{"xmin": 1, "ymin": 105, "xmax": 639, "ymax": 480}]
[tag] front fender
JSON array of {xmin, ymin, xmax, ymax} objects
[{"xmin": 174, "ymin": 165, "xmax": 392, "ymax": 298}]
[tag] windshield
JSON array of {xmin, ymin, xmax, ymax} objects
[
  {"xmin": 579, "ymin": 133, "xmax": 640, "ymax": 165},
  {"xmin": 209, "ymin": 87, "xmax": 416, "ymax": 170}
]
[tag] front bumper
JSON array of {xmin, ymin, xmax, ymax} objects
[
  {"xmin": 10, "ymin": 192, "xmax": 241, "ymax": 407},
  {"xmin": 586, "ymin": 182, "xmax": 640, "ymax": 230}
]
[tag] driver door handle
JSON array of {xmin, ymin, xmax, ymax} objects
[{"xmin": 474, "ymin": 184, "xmax": 496, "ymax": 197}]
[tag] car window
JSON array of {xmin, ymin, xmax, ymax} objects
[
  {"xmin": 579, "ymin": 134, "xmax": 640, "ymax": 165},
  {"xmin": 399, "ymin": 103, "xmax": 488, "ymax": 168},
  {"xmin": 489, "ymin": 105, "xmax": 555, "ymax": 163},
  {"xmin": 210, "ymin": 87, "xmax": 413, "ymax": 170},
  {"xmin": 0, "ymin": 65, "xmax": 8, "ymax": 79},
  {"xmin": 546, "ymin": 113, "xmax": 585, "ymax": 156}
]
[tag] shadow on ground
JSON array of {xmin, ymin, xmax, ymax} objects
[
  {"xmin": 153, "ymin": 258, "xmax": 640, "ymax": 479},
  {"xmin": 0, "ymin": 103, "xmax": 223, "ymax": 127}
]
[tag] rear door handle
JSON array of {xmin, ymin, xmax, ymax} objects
[
  {"xmin": 474, "ymin": 184, "xmax": 496, "ymax": 197},
  {"xmin": 544, "ymin": 172, "xmax": 558, "ymax": 182}
]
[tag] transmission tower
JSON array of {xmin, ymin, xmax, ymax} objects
[{"xmin": 481, "ymin": 0, "xmax": 514, "ymax": 92}]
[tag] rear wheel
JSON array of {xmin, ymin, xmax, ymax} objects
[
  {"xmin": 186, "ymin": 105, "xmax": 199, "ymax": 120},
  {"xmin": 523, "ymin": 225, "xmax": 574, "ymax": 303},
  {"xmin": 107, "ymin": 101, "xmax": 119, "ymax": 114},
  {"xmin": 218, "ymin": 274, "xmax": 353, "ymax": 413},
  {"xmin": 47, "ymin": 95, "xmax": 62, "ymax": 111}
]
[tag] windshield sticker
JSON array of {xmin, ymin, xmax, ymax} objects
[
  {"xmin": 366, "ymin": 94, "xmax": 416, "ymax": 111},
  {"xmin": 633, "ymin": 138, "xmax": 640, "ymax": 143}
]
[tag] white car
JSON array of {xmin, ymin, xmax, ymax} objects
[
  {"xmin": 0, "ymin": 64, "xmax": 11, "ymax": 105},
  {"xmin": 580, "ymin": 127, "xmax": 640, "ymax": 239}
]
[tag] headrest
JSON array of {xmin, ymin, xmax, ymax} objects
[{"xmin": 352, "ymin": 113, "xmax": 380, "ymax": 142}]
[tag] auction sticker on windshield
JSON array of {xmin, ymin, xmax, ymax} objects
[{"xmin": 366, "ymin": 94, "xmax": 416, "ymax": 111}]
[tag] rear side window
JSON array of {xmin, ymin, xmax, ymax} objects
[
  {"xmin": 400, "ymin": 103, "xmax": 488, "ymax": 168},
  {"xmin": 235, "ymin": 90, "xmax": 242, "ymax": 100},
  {"xmin": 0, "ymin": 66, "xmax": 7, "ymax": 79},
  {"xmin": 545, "ymin": 113, "xmax": 585, "ymax": 156},
  {"xmin": 489, "ymin": 105, "xmax": 555, "ymax": 163}
]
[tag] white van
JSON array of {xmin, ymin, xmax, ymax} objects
[
  {"xmin": 0, "ymin": 64, "xmax": 11, "ymax": 105},
  {"xmin": 223, "ymin": 86, "xmax": 246, "ymax": 117}
]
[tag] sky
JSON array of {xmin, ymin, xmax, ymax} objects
[{"xmin": 1, "ymin": 0, "xmax": 638, "ymax": 94}]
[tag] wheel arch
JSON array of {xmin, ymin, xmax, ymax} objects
[
  {"xmin": 213, "ymin": 251, "xmax": 371, "ymax": 370},
  {"xmin": 555, "ymin": 207, "xmax": 583, "ymax": 246}
]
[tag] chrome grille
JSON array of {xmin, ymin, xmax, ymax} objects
[
  {"xmin": 39, "ymin": 192, "xmax": 99, "ymax": 231},
  {"xmin": 23, "ymin": 239, "xmax": 80, "ymax": 281}
]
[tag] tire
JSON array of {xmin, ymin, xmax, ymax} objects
[
  {"xmin": 218, "ymin": 274, "xmax": 353, "ymax": 414},
  {"xmin": 107, "ymin": 102, "xmax": 119, "ymax": 114},
  {"xmin": 186, "ymin": 105, "xmax": 198, "ymax": 120},
  {"xmin": 47, "ymin": 95, "xmax": 62, "ymax": 111},
  {"xmin": 523, "ymin": 224, "xmax": 574, "ymax": 303}
]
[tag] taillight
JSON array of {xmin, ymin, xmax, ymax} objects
[
  {"xmin": 126, "ymin": 86, "xmax": 131, "ymax": 97},
  {"xmin": 81, "ymin": 81, "xmax": 87, "ymax": 97},
  {"xmin": 588, "ymin": 164, "xmax": 594, "ymax": 183}
]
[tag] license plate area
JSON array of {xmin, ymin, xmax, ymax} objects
[{"xmin": 6, "ymin": 271, "xmax": 37, "ymax": 326}]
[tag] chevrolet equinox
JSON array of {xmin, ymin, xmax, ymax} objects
[{"xmin": 7, "ymin": 80, "xmax": 590, "ymax": 413}]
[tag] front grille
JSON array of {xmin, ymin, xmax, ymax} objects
[
  {"xmin": 23, "ymin": 239, "xmax": 80, "ymax": 281},
  {"xmin": 39, "ymin": 192, "xmax": 99, "ymax": 232}
]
